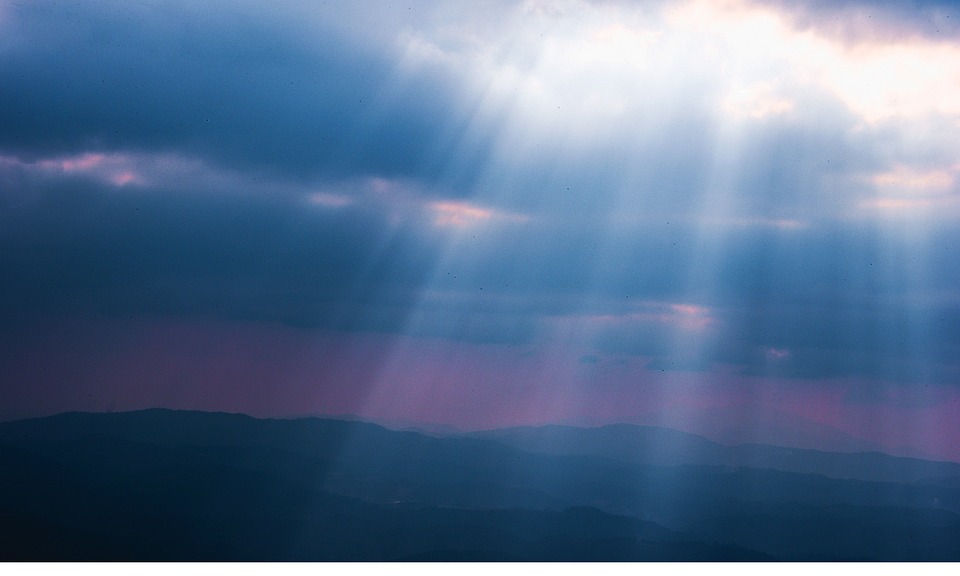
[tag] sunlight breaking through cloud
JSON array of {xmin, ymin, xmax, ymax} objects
[{"xmin": 1, "ymin": 0, "xmax": 960, "ymax": 464}]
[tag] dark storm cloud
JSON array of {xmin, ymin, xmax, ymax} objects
[
  {"xmin": 0, "ymin": 173, "xmax": 432, "ymax": 325},
  {"xmin": 758, "ymin": 0, "xmax": 960, "ymax": 42},
  {"xmin": 2, "ymin": 0, "xmax": 960, "ymax": 386},
  {"xmin": 0, "ymin": 0, "xmax": 478, "ymax": 183}
]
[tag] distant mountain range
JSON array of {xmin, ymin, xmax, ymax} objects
[
  {"xmin": 1, "ymin": 409, "xmax": 959, "ymax": 561},
  {"xmin": 467, "ymin": 423, "xmax": 960, "ymax": 485},
  {"xmin": 629, "ymin": 406, "xmax": 900, "ymax": 455}
]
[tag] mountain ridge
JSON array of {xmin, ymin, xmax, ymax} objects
[
  {"xmin": 3, "ymin": 409, "xmax": 960, "ymax": 560},
  {"xmin": 6, "ymin": 408, "xmax": 960, "ymax": 484}
]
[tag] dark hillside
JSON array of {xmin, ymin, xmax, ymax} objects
[{"xmin": 1, "ymin": 410, "xmax": 958, "ymax": 560}]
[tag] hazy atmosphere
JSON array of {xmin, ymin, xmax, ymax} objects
[{"xmin": 3, "ymin": 0, "xmax": 960, "ymax": 461}]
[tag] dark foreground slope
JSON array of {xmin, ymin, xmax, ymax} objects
[{"xmin": 1, "ymin": 410, "xmax": 958, "ymax": 561}]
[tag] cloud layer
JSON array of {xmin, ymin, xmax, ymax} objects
[{"xmin": 2, "ymin": 0, "xmax": 960, "ymax": 445}]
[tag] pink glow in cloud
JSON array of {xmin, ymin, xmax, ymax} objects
[
  {"xmin": 429, "ymin": 200, "xmax": 529, "ymax": 228},
  {"xmin": 31, "ymin": 152, "xmax": 145, "ymax": 187},
  {"xmin": 110, "ymin": 171, "xmax": 141, "ymax": 186},
  {"xmin": 430, "ymin": 200, "xmax": 493, "ymax": 227},
  {"xmin": 860, "ymin": 196, "xmax": 960, "ymax": 212},
  {"xmin": 858, "ymin": 163, "xmax": 960, "ymax": 214},
  {"xmin": 871, "ymin": 164, "xmax": 957, "ymax": 192},
  {"xmin": 51, "ymin": 153, "xmax": 107, "ymax": 172}
]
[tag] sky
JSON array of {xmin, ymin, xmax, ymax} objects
[{"xmin": 2, "ymin": 0, "xmax": 960, "ymax": 460}]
